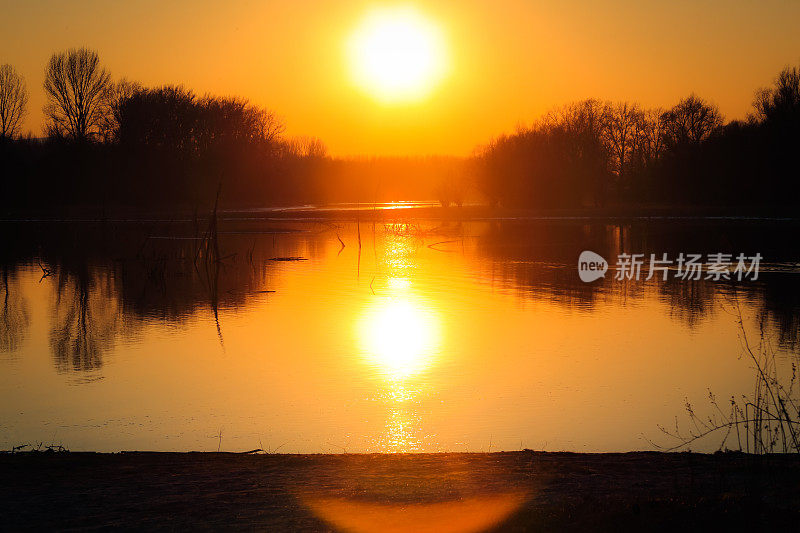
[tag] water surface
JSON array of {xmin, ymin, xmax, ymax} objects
[{"xmin": 1, "ymin": 212, "xmax": 798, "ymax": 452}]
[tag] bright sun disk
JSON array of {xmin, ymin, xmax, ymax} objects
[{"xmin": 348, "ymin": 7, "xmax": 447, "ymax": 102}]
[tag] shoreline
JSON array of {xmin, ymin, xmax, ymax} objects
[{"xmin": 2, "ymin": 450, "xmax": 798, "ymax": 530}]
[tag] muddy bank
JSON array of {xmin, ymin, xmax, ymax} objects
[{"xmin": 1, "ymin": 451, "xmax": 799, "ymax": 531}]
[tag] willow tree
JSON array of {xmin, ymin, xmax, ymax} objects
[
  {"xmin": 43, "ymin": 48, "xmax": 111, "ymax": 142},
  {"xmin": 0, "ymin": 64, "xmax": 28, "ymax": 140}
]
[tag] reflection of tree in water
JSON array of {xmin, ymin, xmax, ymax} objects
[
  {"xmin": 758, "ymin": 274, "xmax": 800, "ymax": 349},
  {"xmin": 50, "ymin": 268, "xmax": 122, "ymax": 373},
  {"xmin": 29, "ymin": 219, "xmax": 308, "ymax": 372},
  {"xmin": 0, "ymin": 219, "xmax": 319, "ymax": 373},
  {"xmin": 0, "ymin": 267, "xmax": 30, "ymax": 354},
  {"xmin": 657, "ymin": 276, "xmax": 716, "ymax": 328},
  {"xmin": 474, "ymin": 220, "xmax": 800, "ymax": 335},
  {"xmin": 475, "ymin": 221, "xmax": 623, "ymax": 308}
]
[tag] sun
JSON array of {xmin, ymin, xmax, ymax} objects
[{"xmin": 347, "ymin": 7, "xmax": 447, "ymax": 102}]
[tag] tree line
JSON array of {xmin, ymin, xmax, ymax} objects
[
  {"xmin": 0, "ymin": 48, "xmax": 333, "ymax": 208},
  {"xmin": 475, "ymin": 63, "xmax": 799, "ymax": 209},
  {"xmin": 1, "ymin": 48, "xmax": 799, "ymax": 210}
]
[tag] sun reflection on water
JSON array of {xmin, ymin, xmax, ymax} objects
[
  {"xmin": 358, "ymin": 269, "xmax": 441, "ymax": 452},
  {"xmin": 358, "ymin": 279, "xmax": 440, "ymax": 380},
  {"xmin": 381, "ymin": 398, "xmax": 423, "ymax": 452}
]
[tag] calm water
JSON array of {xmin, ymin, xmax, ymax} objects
[{"xmin": 1, "ymin": 209, "xmax": 799, "ymax": 452}]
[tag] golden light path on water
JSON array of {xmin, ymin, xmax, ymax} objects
[
  {"xmin": 358, "ymin": 278, "xmax": 439, "ymax": 380},
  {"xmin": 354, "ymin": 227, "xmax": 444, "ymax": 452},
  {"xmin": 358, "ymin": 276, "xmax": 440, "ymax": 452}
]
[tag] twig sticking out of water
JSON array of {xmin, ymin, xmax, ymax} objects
[
  {"xmin": 9, "ymin": 442, "xmax": 68, "ymax": 453},
  {"xmin": 247, "ymin": 240, "xmax": 256, "ymax": 265},
  {"xmin": 336, "ymin": 233, "xmax": 345, "ymax": 256},
  {"xmin": 192, "ymin": 185, "xmax": 225, "ymax": 350},
  {"xmin": 37, "ymin": 261, "xmax": 53, "ymax": 282},
  {"xmin": 428, "ymin": 240, "xmax": 458, "ymax": 252},
  {"xmin": 357, "ymin": 205, "xmax": 362, "ymax": 279}
]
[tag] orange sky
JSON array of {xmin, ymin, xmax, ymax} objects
[{"xmin": 1, "ymin": 0, "xmax": 799, "ymax": 156}]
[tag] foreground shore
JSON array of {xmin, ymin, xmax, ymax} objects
[{"xmin": 1, "ymin": 451, "xmax": 799, "ymax": 531}]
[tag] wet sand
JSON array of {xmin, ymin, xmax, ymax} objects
[{"xmin": 1, "ymin": 451, "xmax": 799, "ymax": 531}]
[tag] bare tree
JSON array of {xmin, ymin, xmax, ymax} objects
[
  {"xmin": 622, "ymin": 107, "xmax": 665, "ymax": 177},
  {"xmin": 0, "ymin": 64, "xmax": 28, "ymax": 140},
  {"xmin": 252, "ymin": 107, "xmax": 285, "ymax": 143},
  {"xmin": 604, "ymin": 102, "xmax": 641, "ymax": 180},
  {"xmin": 753, "ymin": 63, "xmax": 800, "ymax": 122},
  {"xmin": 43, "ymin": 48, "xmax": 111, "ymax": 141},
  {"xmin": 637, "ymin": 108, "xmax": 665, "ymax": 165},
  {"xmin": 660, "ymin": 94, "xmax": 723, "ymax": 148},
  {"xmin": 288, "ymin": 136, "xmax": 327, "ymax": 158},
  {"xmin": 559, "ymin": 99, "xmax": 609, "ymax": 141}
]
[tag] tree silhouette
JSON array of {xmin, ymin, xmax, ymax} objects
[
  {"xmin": 634, "ymin": 108, "xmax": 666, "ymax": 168},
  {"xmin": 43, "ymin": 48, "xmax": 112, "ymax": 142},
  {"xmin": 285, "ymin": 136, "xmax": 327, "ymax": 158},
  {"xmin": 475, "ymin": 99, "xmax": 613, "ymax": 208},
  {"xmin": 753, "ymin": 64, "xmax": 800, "ymax": 123},
  {"xmin": 98, "ymin": 77, "xmax": 141, "ymax": 143},
  {"xmin": 660, "ymin": 94, "xmax": 723, "ymax": 149},
  {"xmin": 0, "ymin": 64, "xmax": 28, "ymax": 140},
  {"xmin": 604, "ymin": 102, "xmax": 640, "ymax": 184}
]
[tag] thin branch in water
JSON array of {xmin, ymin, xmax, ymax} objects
[
  {"xmin": 336, "ymin": 233, "xmax": 345, "ymax": 256},
  {"xmin": 428, "ymin": 239, "xmax": 458, "ymax": 252}
]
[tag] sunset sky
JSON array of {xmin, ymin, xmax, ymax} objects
[{"xmin": 2, "ymin": 0, "xmax": 799, "ymax": 156}]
